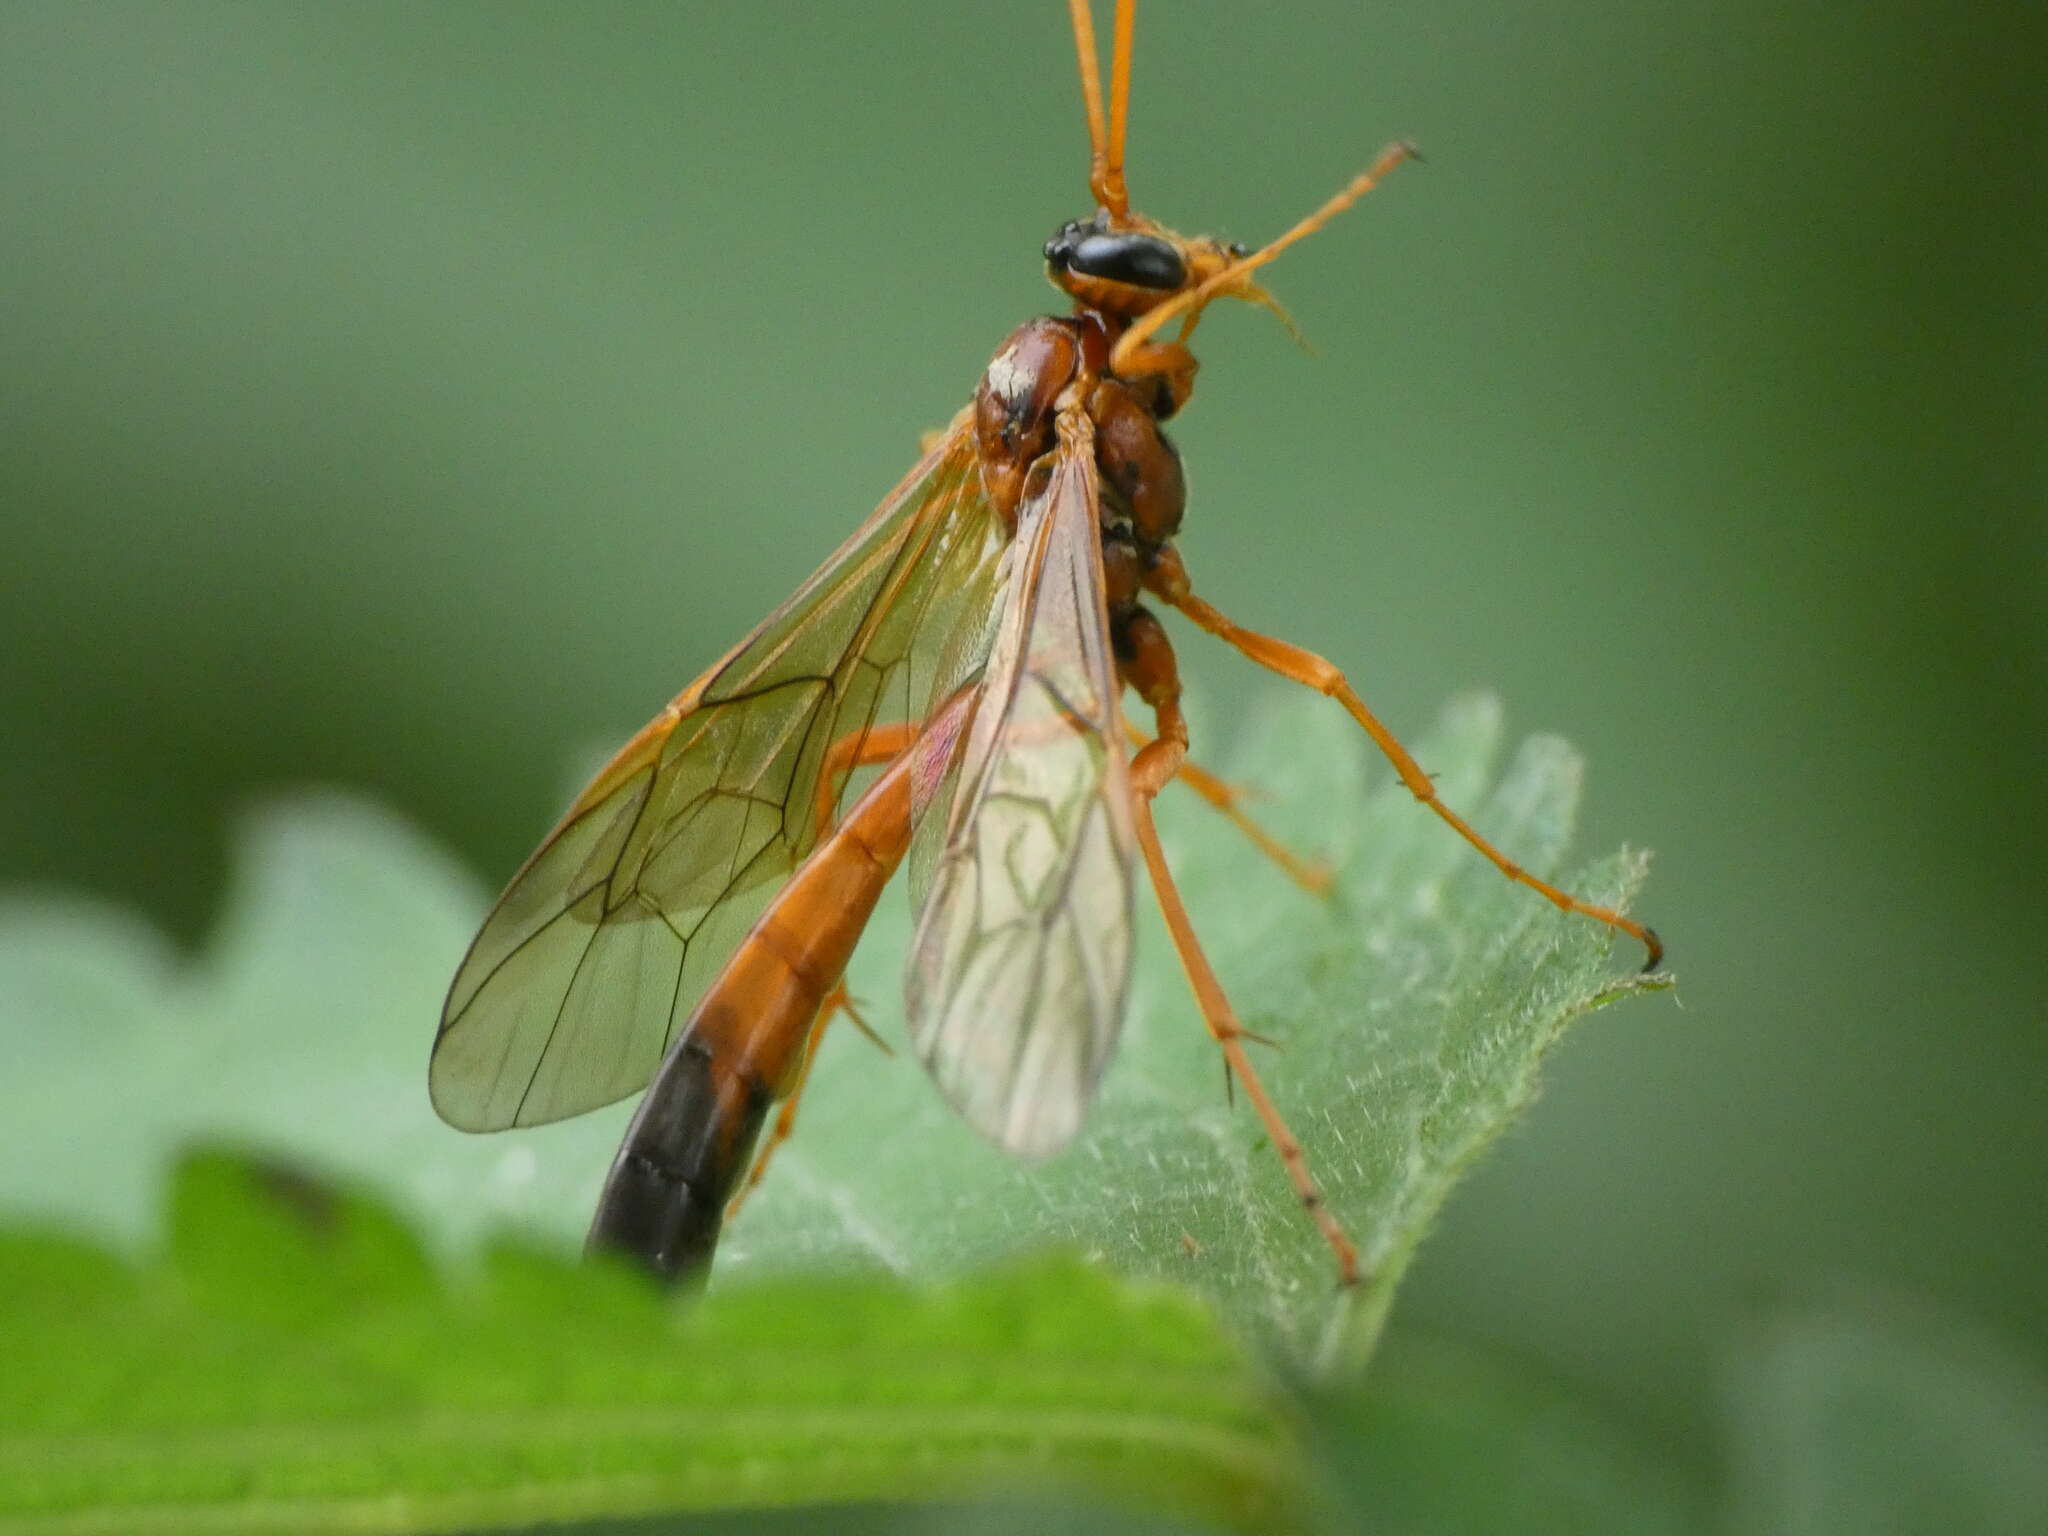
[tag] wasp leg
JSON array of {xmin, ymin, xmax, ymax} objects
[
  {"xmin": 1120, "ymin": 605, "xmax": 1362, "ymax": 1287},
  {"xmin": 1122, "ymin": 720, "xmax": 1332, "ymax": 897},
  {"xmin": 1146, "ymin": 549, "xmax": 1663, "ymax": 971},
  {"xmin": 1131, "ymin": 796, "xmax": 1359, "ymax": 1285}
]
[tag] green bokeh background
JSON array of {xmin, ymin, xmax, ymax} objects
[{"xmin": 2, "ymin": 0, "xmax": 2041, "ymax": 1481}]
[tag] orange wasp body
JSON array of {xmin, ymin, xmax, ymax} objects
[{"xmin": 433, "ymin": 0, "xmax": 1660, "ymax": 1287}]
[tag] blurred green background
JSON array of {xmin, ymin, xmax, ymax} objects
[{"xmin": 2, "ymin": 0, "xmax": 2042, "ymax": 1496}]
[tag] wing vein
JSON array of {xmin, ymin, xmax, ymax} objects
[{"xmin": 432, "ymin": 426, "xmax": 1005, "ymax": 1132}]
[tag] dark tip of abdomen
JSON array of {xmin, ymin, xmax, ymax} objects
[{"xmin": 585, "ymin": 1038, "xmax": 771, "ymax": 1286}]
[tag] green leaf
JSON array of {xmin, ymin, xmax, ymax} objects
[
  {"xmin": 0, "ymin": 689, "xmax": 1660, "ymax": 1379},
  {"xmin": 0, "ymin": 1154, "xmax": 1296, "ymax": 1535},
  {"xmin": 1721, "ymin": 1298, "xmax": 2048, "ymax": 1536}
]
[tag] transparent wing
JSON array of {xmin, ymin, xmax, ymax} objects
[
  {"xmin": 433, "ymin": 419, "xmax": 1005, "ymax": 1131},
  {"xmin": 906, "ymin": 408, "xmax": 1136, "ymax": 1158}
]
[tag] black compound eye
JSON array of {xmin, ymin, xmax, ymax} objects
[{"xmin": 1047, "ymin": 230, "xmax": 1187, "ymax": 290}]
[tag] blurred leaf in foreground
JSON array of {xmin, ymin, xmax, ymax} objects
[
  {"xmin": 0, "ymin": 690, "xmax": 1662, "ymax": 1380},
  {"xmin": 0, "ymin": 1151, "xmax": 1294, "ymax": 1535}
]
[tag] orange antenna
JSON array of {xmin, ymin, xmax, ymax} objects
[
  {"xmin": 1067, "ymin": 0, "xmax": 1111, "ymax": 210},
  {"xmin": 1103, "ymin": 0, "xmax": 1136, "ymax": 216},
  {"xmin": 1113, "ymin": 139, "xmax": 1419, "ymax": 371}
]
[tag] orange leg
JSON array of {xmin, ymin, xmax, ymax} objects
[
  {"xmin": 1123, "ymin": 720, "xmax": 1332, "ymax": 897},
  {"xmin": 1120, "ymin": 605, "xmax": 1360, "ymax": 1285},
  {"xmin": 1131, "ymin": 795, "xmax": 1359, "ymax": 1286},
  {"xmin": 1146, "ymin": 553, "xmax": 1663, "ymax": 970},
  {"xmin": 1120, "ymin": 609, "xmax": 1190, "ymax": 795}
]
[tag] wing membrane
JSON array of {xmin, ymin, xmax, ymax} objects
[
  {"xmin": 906, "ymin": 409, "xmax": 1136, "ymax": 1158},
  {"xmin": 434, "ymin": 421, "xmax": 1005, "ymax": 1130}
]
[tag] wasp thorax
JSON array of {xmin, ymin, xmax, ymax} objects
[
  {"xmin": 1090, "ymin": 378, "xmax": 1185, "ymax": 550},
  {"xmin": 974, "ymin": 317, "xmax": 1082, "ymax": 528}
]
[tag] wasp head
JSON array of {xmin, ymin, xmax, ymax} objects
[{"xmin": 1043, "ymin": 209, "xmax": 1247, "ymax": 323}]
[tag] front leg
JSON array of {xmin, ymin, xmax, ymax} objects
[{"xmin": 1109, "ymin": 336, "xmax": 1199, "ymax": 420}]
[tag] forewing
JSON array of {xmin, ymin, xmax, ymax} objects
[
  {"xmin": 433, "ymin": 421, "xmax": 1005, "ymax": 1131},
  {"xmin": 906, "ymin": 410, "xmax": 1136, "ymax": 1158}
]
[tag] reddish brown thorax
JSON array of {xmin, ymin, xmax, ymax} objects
[{"xmin": 971, "ymin": 210, "xmax": 1229, "ymax": 641}]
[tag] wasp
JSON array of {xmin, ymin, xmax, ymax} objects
[{"xmin": 431, "ymin": 0, "xmax": 1660, "ymax": 1288}]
